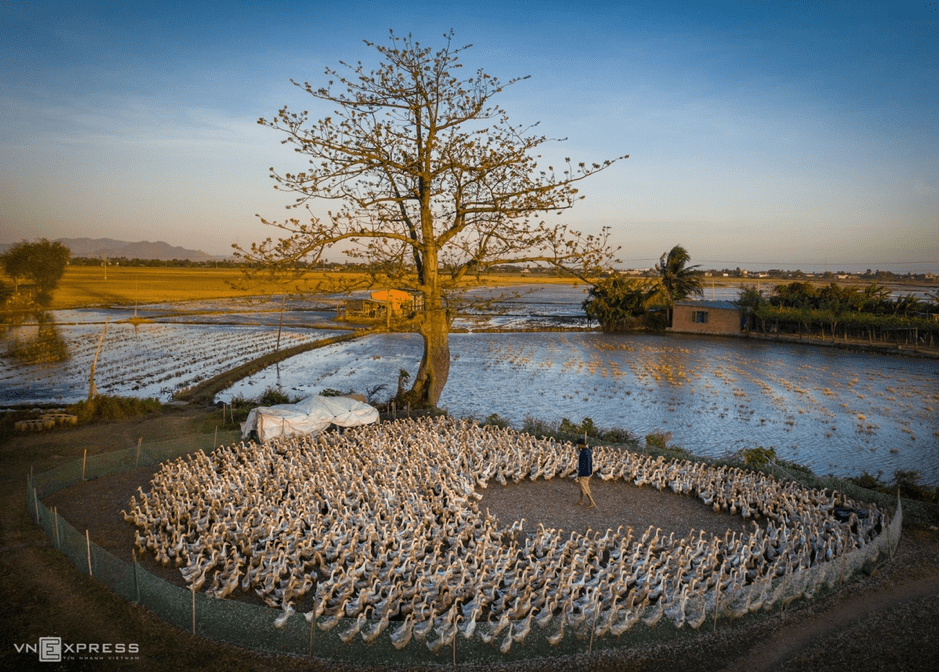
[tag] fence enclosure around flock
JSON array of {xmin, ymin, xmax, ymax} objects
[{"xmin": 27, "ymin": 433, "xmax": 902, "ymax": 666}]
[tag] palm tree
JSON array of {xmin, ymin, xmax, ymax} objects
[{"xmin": 655, "ymin": 244, "xmax": 703, "ymax": 326}]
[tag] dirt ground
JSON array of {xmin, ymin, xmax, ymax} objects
[{"xmin": 2, "ymin": 406, "xmax": 939, "ymax": 672}]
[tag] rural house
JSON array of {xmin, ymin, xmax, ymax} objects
[
  {"xmin": 339, "ymin": 289, "xmax": 424, "ymax": 323},
  {"xmin": 670, "ymin": 300, "xmax": 744, "ymax": 335}
]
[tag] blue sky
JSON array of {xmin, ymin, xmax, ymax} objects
[{"xmin": 1, "ymin": 0, "xmax": 936, "ymax": 272}]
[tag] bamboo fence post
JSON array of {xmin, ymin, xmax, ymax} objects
[
  {"xmin": 82, "ymin": 449, "xmax": 87, "ymax": 481},
  {"xmin": 309, "ymin": 618, "xmax": 315, "ymax": 657},
  {"xmin": 588, "ymin": 590, "xmax": 600, "ymax": 654},
  {"xmin": 53, "ymin": 507, "xmax": 60, "ymax": 549},
  {"xmin": 33, "ymin": 487, "xmax": 40, "ymax": 523},
  {"xmin": 135, "ymin": 437, "xmax": 142, "ymax": 468},
  {"xmin": 85, "ymin": 530, "xmax": 93, "ymax": 577},
  {"xmin": 713, "ymin": 565, "xmax": 723, "ymax": 632},
  {"xmin": 134, "ymin": 551, "xmax": 140, "ymax": 604},
  {"xmin": 839, "ymin": 545, "xmax": 847, "ymax": 586},
  {"xmin": 276, "ymin": 293, "xmax": 286, "ymax": 352},
  {"xmin": 214, "ymin": 425, "xmax": 218, "ymax": 448}
]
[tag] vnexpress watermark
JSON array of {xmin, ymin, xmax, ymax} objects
[{"xmin": 13, "ymin": 637, "xmax": 140, "ymax": 662}]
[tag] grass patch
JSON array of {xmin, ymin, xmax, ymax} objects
[
  {"xmin": 67, "ymin": 395, "xmax": 162, "ymax": 423},
  {"xmin": 212, "ymin": 386, "xmax": 305, "ymax": 432},
  {"xmin": 847, "ymin": 469, "xmax": 939, "ymax": 506}
]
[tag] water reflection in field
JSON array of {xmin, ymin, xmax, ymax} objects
[
  {"xmin": 4, "ymin": 285, "xmax": 937, "ymax": 485},
  {"xmin": 0, "ymin": 319, "xmax": 343, "ymax": 404},
  {"xmin": 219, "ymin": 331, "xmax": 939, "ymax": 484}
]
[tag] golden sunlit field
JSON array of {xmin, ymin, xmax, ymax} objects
[
  {"xmin": 45, "ymin": 266, "xmax": 589, "ymax": 310},
  {"xmin": 47, "ymin": 267, "xmax": 319, "ymax": 309},
  {"xmin": 25, "ymin": 265, "xmax": 931, "ymax": 313}
]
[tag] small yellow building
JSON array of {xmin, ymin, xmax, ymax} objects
[
  {"xmin": 339, "ymin": 289, "xmax": 423, "ymax": 322},
  {"xmin": 370, "ymin": 289, "xmax": 415, "ymax": 315}
]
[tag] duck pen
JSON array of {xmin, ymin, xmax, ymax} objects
[{"xmin": 27, "ymin": 420, "xmax": 903, "ymax": 666}]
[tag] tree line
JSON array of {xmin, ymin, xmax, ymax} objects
[
  {"xmin": 67, "ymin": 257, "xmax": 241, "ymax": 268},
  {"xmin": 738, "ymin": 282, "xmax": 939, "ymax": 346}
]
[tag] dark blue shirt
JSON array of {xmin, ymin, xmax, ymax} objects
[{"xmin": 578, "ymin": 447, "xmax": 593, "ymax": 477}]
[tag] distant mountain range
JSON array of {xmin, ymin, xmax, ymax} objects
[{"xmin": 0, "ymin": 238, "xmax": 222, "ymax": 261}]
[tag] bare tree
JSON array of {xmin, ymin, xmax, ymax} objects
[{"xmin": 236, "ymin": 31, "xmax": 627, "ymax": 406}]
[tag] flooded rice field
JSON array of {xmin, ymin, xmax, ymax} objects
[
  {"xmin": 0, "ymin": 298, "xmax": 347, "ymax": 404},
  {"xmin": 216, "ymin": 331, "xmax": 938, "ymax": 484},
  {"xmin": 3, "ymin": 286, "xmax": 937, "ymax": 484}
]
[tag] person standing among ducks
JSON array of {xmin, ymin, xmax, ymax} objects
[{"xmin": 576, "ymin": 438, "xmax": 598, "ymax": 509}]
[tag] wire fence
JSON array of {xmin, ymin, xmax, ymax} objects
[{"xmin": 27, "ymin": 437, "xmax": 902, "ymax": 666}]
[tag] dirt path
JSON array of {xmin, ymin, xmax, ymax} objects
[
  {"xmin": 173, "ymin": 328, "xmax": 372, "ymax": 404},
  {"xmin": 723, "ymin": 573, "xmax": 939, "ymax": 672}
]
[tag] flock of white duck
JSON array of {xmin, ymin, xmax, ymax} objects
[{"xmin": 124, "ymin": 416, "xmax": 890, "ymax": 652}]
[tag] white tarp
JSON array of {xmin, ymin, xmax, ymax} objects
[{"xmin": 241, "ymin": 395, "xmax": 379, "ymax": 442}]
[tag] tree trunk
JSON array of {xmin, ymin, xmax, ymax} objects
[{"xmin": 412, "ymin": 307, "xmax": 450, "ymax": 407}]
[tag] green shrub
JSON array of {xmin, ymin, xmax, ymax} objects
[
  {"xmin": 848, "ymin": 471, "xmax": 886, "ymax": 491},
  {"xmin": 739, "ymin": 446, "xmax": 777, "ymax": 469},
  {"xmin": 68, "ymin": 395, "xmax": 161, "ymax": 423},
  {"xmin": 645, "ymin": 431, "xmax": 672, "ymax": 451},
  {"xmin": 600, "ymin": 426, "xmax": 638, "ymax": 445},
  {"xmin": 258, "ymin": 386, "xmax": 298, "ymax": 406},
  {"xmin": 559, "ymin": 417, "xmax": 600, "ymax": 438},
  {"xmin": 225, "ymin": 394, "xmax": 254, "ymax": 424},
  {"xmin": 846, "ymin": 469, "xmax": 937, "ymax": 505},
  {"xmin": 483, "ymin": 413, "xmax": 511, "ymax": 428},
  {"xmin": 221, "ymin": 388, "xmax": 299, "ymax": 428},
  {"xmin": 522, "ymin": 416, "xmax": 557, "ymax": 437},
  {"xmin": 893, "ymin": 470, "xmax": 938, "ymax": 503},
  {"xmin": 661, "ymin": 444, "xmax": 692, "ymax": 459}
]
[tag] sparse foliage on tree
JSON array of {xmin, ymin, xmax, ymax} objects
[{"xmin": 236, "ymin": 31, "xmax": 627, "ymax": 406}]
